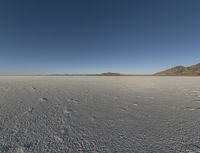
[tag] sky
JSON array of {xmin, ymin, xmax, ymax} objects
[{"xmin": 0, "ymin": 0, "xmax": 200, "ymax": 75}]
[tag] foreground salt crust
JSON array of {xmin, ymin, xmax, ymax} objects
[{"xmin": 0, "ymin": 76, "xmax": 200, "ymax": 153}]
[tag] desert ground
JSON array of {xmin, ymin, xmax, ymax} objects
[{"xmin": 0, "ymin": 76, "xmax": 200, "ymax": 153}]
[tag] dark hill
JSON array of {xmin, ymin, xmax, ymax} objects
[{"xmin": 98, "ymin": 72, "xmax": 122, "ymax": 76}]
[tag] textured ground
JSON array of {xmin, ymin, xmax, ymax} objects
[{"xmin": 0, "ymin": 76, "xmax": 200, "ymax": 153}]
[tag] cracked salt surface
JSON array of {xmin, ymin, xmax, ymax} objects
[{"xmin": 1, "ymin": 76, "xmax": 200, "ymax": 152}]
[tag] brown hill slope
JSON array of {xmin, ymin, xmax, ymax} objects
[{"xmin": 155, "ymin": 63, "xmax": 200, "ymax": 76}]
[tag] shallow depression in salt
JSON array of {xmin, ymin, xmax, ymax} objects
[{"xmin": 0, "ymin": 76, "xmax": 200, "ymax": 153}]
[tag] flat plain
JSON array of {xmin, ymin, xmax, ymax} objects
[{"xmin": 0, "ymin": 76, "xmax": 200, "ymax": 153}]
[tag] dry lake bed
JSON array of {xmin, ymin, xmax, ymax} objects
[{"xmin": 0, "ymin": 76, "xmax": 200, "ymax": 153}]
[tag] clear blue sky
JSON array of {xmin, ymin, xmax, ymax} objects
[{"xmin": 0, "ymin": 0, "xmax": 200, "ymax": 75}]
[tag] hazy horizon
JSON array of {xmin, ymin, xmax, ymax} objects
[{"xmin": 1, "ymin": 0, "xmax": 200, "ymax": 75}]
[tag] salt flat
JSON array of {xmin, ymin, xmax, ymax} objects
[{"xmin": 0, "ymin": 76, "xmax": 200, "ymax": 153}]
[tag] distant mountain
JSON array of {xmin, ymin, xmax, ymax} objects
[
  {"xmin": 98, "ymin": 72, "xmax": 122, "ymax": 76},
  {"xmin": 155, "ymin": 63, "xmax": 200, "ymax": 76},
  {"xmin": 47, "ymin": 72, "xmax": 122, "ymax": 76}
]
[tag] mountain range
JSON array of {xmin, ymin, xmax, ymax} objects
[{"xmin": 155, "ymin": 63, "xmax": 200, "ymax": 76}]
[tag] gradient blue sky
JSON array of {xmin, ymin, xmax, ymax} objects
[{"xmin": 0, "ymin": 0, "xmax": 200, "ymax": 75}]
